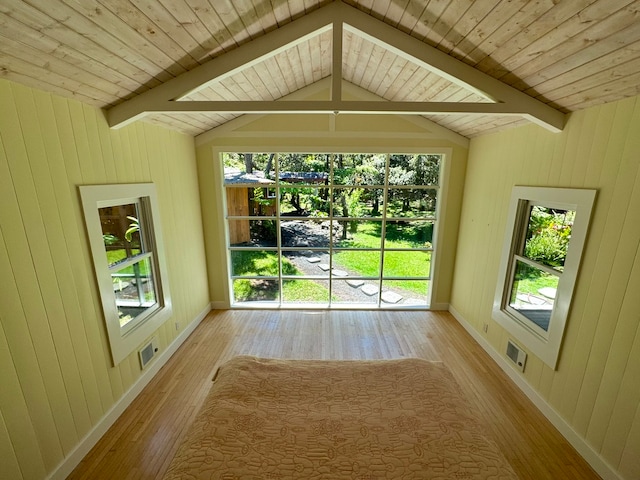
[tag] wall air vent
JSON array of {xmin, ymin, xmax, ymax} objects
[
  {"xmin": 139, "ymin": 337, "xmax": 159, "ymax": 369},
  {"xmin": 506, "ymin": 339, "xmax": 527, "ymax": 372}
]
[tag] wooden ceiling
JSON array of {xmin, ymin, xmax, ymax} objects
[{"xmin": 1, "ymin": 0, "xmax": 639, "ymax": 138}]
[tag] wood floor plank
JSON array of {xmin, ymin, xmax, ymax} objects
[{"xmin": 67, "ymin": 309, "xmax": 602, "ymax": 480}]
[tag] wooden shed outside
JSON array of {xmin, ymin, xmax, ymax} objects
[{"xmin": 225, "ymin": 168, "xmax": 276, "ymax": 245}]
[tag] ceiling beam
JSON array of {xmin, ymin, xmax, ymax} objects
[
  {"xmin": 331, "ymin": 19, "xmax": 343, "ymax": 102},
  {"xmin": 106, "ymin": 0, "xmax": 565, "ymax": 133},
  {"xmin": 334, "ymin": 2, "xmax": 564, "ymax": 132},
  {"xmin": 107, "ymin": 5, "xmax": 335, "ymax": 128},
  {"xmin": 147, "ymin": 100, "xmax": 534, "ymax": 116}
]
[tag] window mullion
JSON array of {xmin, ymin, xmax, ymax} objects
[
  {"xmin": 108, "ymin": 251, "xmax": 153, "ymax": 273},
  {"xmin": 513, "ymin": 254, "xmax": 562, "ymax": 277}
]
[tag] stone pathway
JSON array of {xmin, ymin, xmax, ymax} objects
[
  {"xmin": 292, "ymin": 250, "xmax": 424, "ymax": 305},
  {"xmin": 275, "ymin": 220, "xmax": 427, "ymax": 305}
]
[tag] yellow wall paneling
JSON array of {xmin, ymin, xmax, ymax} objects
[
  {"xmin": 451, "ymin": 94, "xmax": 640, "ymax": 480},
  {"xmin": 2, "ymin": 71, "xmax": 640, "ymax": 480},
  {"xmin": 0, "ymin": 79, "xmax": 210, "ymax": 480}
]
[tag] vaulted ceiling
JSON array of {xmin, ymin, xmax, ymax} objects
[{"xmin": 1, "ymin": 0, "xmax": 639, "ymax": 138}]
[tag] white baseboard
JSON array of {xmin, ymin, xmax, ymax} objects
[
  {"xmin": 448, "ymin": 305, "xmax": 622, "ymax": 480},
  {"xmin": 210, "ymin": 301, "xmax": 228, "ymax": 310},
  {"xmin": 48, "ymin": 303, "xmax": 212, "ymax": 480},
  {"xmin": 429, "ymin": 302, "xmax": 449, "ymax": 311}
]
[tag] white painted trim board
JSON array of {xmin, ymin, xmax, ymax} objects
[
  {"xmin": 448, "ymin": 305, "xmax": 623, "ymax": 480},
  {"xmin": 46, "ymin": 303, "xmax": 213, "ymax": 480}
]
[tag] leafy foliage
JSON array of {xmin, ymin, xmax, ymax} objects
[
  {"xmin": 524, "ymin": 206, "xmax": 573, "ymax": 270},
  {"xmin": 224, "ymin": 153, "xmax": 441, "ymax": 301}
]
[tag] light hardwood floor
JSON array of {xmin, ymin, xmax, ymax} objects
[{"xmin": 68, "ymin": 309, "xmax": 601, "ymax": 479}]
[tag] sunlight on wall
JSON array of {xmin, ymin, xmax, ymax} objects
[
  {"xmin": 0, "ymin": 79, "xmax": 210, "ymax": 479},
  {"xmin": 451, "ymin": 95, "xmax": 640, "ymax": 480}
]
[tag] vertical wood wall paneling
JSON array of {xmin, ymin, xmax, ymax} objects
[
  {"xmin": 569, "ymin": 106, "xmax": 600, "ymax": 188},
  {"xmin": 0, "ymin": 402, "xmax": 22, "ymax": 480},
  {"xmin": 599, "ymin": 252, "xmax": 640, "ymax": 466},
  {"xmin": 584, "ymin": 97, "xmax": 640, "ymax": 452},
  {"xmin": 31, "ymin": 88, "xmax": 93, "ymax": 441},
  {"xmin": 571, "ymin": 96, "xmax": 638, "ymax": 438},
  {"xmin": 82, "ymin": 102, "xmax": 110, "ymax": 183},
  {"xmin": 4, "ymin": 82, "xmax": 68, "ymax": 470},
  {"xmin": 0, "ymin": 78, "xmax": 211, "ymax": 480},
  {"xmin": 0, "ymin": 230, "xmax": 47, "ymax": 480},
  {"xmin": 153, "ymin": 125, "xmax": 177, "ymax": 351},
  {"xmin": 558, "ymin": 101, "xmax": 619, "ymax": 420},
  {"xmin": 50, "ymin": 94, "xmax": 107, "ymax": 427},
  {"xmin": 542, "ymin": 111, "xmax": 588, "ymax": 403},
  {"xmin": 618, "ymin": 384, "xmax": 640, "ymax": 477},
  {"xmin": 556, "ymin": 112, "xmax": 584, "ymax": 186},
  {"xmin": 451, "ymin": 93, "xmax": 640, "ymax": 480},
  {"xmin": 518, "ymin": 125, "xmax": 553, "ymax": 393},
  {"xmin": 73, "ymin": 104, "xmax": 118, "ymax": 416},
  {"xmin": 18, "ymin": 85, "xmax": 87, "ymax": 448}
]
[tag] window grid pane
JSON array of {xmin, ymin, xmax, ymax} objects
[{"xmin": 223, "ymin": 153, "xmax": 441, "ymax": 308}]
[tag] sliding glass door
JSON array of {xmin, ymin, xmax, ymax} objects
[{"xmin": 223, "ymin": 152, "xmax": 441, "ymax": 308}]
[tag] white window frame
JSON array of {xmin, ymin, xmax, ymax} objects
[
  {"xmin": 222, "ymin": 152, "xmax": 442, "ymax": 309},
  {"xmin": 80, "ymin": 183, "xmax": 172, "ymax": 366},
  {"xmin": 493, "ymin": 186, "xmax": 596, "ymax": 369}
]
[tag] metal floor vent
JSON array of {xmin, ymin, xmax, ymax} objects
[
  {"xmin": 506, "ymin": 339, "xmax": 527, "ymax": 372},
  {"xmin": 139, "ymin": 337, "xmax": 159, "ymax": 369}
]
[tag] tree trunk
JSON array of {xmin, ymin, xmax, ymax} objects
[
  {"xmin": 264, "ymin": 153, "xmax": 274, "ymax": 178},
  {"xmin": 372, "ymin": 195, "xmax": 379, "ymax": 215},
  {"xmin": 291, "ymin": 193, "xmax": 302, "ymax": 214},
  {"xmin": 244, "ymin": 153, "xmax": 253, "ymax": 173}
]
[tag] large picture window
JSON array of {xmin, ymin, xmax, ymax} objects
[
  {"xmin": 80, "ymin": 183, "xmax": 172, "ymax": 366},
  {"xmin": 222, "ymin": 153, "xmax": 442, "ymax": 309},
  {"xmin": 493, "ymin": 186, "xmax": 596, "ymax": 369}
]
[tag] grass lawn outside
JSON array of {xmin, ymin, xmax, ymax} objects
[
  {"xmin": 334, "ymin": 221, "xmax": 431, "ymax": 296},
  {"xmin": 231, "ymin": 250, "xmax": 330, "ymax": 302},
  {"xmin": 230, "ymin": 221, "xmax": 433, "ymax": 301}
]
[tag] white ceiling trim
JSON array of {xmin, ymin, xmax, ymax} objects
[{"xmin": 107, "ymin": 1, "xmax": 565, "ymax": 133}]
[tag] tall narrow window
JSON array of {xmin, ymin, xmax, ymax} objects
[
  {"xmin": 80, "ymin": 184, "xmax": 172, "ymax": 366},
  {"xmin": 493, "ymin": 186, "xmax": 595, "ymax": 369}
]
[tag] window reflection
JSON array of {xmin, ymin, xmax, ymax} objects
[
  {"xmin": 508, "ymin": 260, "xmax": 558, "ymax": 332},
  {"xmin": 523, "ymin": 206, "xmax": 574, "ymax": 271},
  {"xmin": 99, "ymin": 202, "xmax": 158, "ymax": 330}
]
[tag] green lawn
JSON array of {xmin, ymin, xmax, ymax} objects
[
  {"xmin": 231, "ymin": 250, "xmax": 330, "ymax": 302},
  {"xmin": 230, "ymin": 220, "xmax": 433, "ymax": 300},
  {"xmin": 334, "ymin": 222, "xmax": 431, "ymax": 295},
  {"xmin": 514, "ymin": 273, "xmax": 558, "ymax": 298}
]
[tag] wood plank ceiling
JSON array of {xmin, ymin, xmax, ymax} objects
[{"xmin": 1, "ymin": 0, "xmax": 639, "ymax": 138}]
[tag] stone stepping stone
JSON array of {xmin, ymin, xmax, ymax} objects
[
  {"xmin": 317, "ymin": 263, "xmax": 331, "ymax": 271},
  {"xmin": 361, "ymin": 284, "xmax": 379, "ymax": 296},
  {"xmin": 331, "ymin": 269, "xmax": 348, "ymax": 277},
  {"xmin": 306, "ymin": 256, "xmax": 322, "ymax": 263},
  {"xmin": 346, "ymin": 279, "xmax": 365, "ymax": 288},
  {"xmin": 538, "ymin": 287, "xmax": 557, "ymax": 299},
  {"xmin": 381, "ymin": 291, "xmax": 403, "ymax": 304}
]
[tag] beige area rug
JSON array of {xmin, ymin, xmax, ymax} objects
[{"xmin": 163, "ymin": 356, "xmax": 518, "ymax": 479}]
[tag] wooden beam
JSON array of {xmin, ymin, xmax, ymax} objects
[
  {"xmin": 107, "ymin": 6, "xmax": 335, "ymax": 128},
  {"xmin": 194, "ymin": 79, "xmax": 471, "ymax": 148},
  {"xmin": 106, "ymin": 0, "xmax": 565, "ymax": 133},
  {"xmin": 331, "ymin": 19, "xmax": 343, "ymax": 102},
  {"xmin": 335, "ymin": 2, "xmax": 564, "ymax": 132},
  {"xmin": 150, "ymin": 99, "xmax": 533, "ymax": 116}
]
